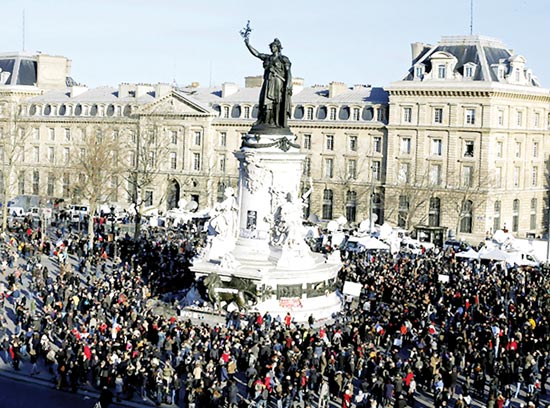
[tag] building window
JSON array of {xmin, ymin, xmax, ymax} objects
[
  {"xmin": 18, "ymin": 171, "xmax": 25, "ymax": 195},
  {"xmin": 63, "ymin": 173, "xmax": 70, "ymax": 197},
  {"xmin": 352, "ymin": 108, "xmax": 360, "ymax": 121},
  {"xmin": 495, "ymin": 167, "xmax": 502, "ymax": 188},
  {"xmin": 325, "ymin": 135, "xmax": 334, "ymax": 151},
  {"xmin": 219, "ymin": 155, "xmax": 226, "ymax": 172},
  {"xmin": 460, "ymin": 200, "xmax": 473, "ymax": 233},
  {"xmin": 373, "ymin": 136, "xmax": 382, "ymax": 153},
  {"xmin": 129, "ymin": 151, "xmax": 136, "ymax": 167},
  {"xmin": 434, "ymin": 108, "xmax": 443, "ymax": 124},
  {"xmin": 170, "ymin": 152, "xmax": 177, "ymax": 170},
  {"xmin": 32, "ymin": 127, "xmax": 39, "ymax": 140},
  {"xmin": 219, "ymin": 132, "xmax": 227, "ymax": 147},
  {"xmin": 533, "ymin": 141, "xmax": 538, "ymax": 158},
  {"xmin": 463, "ymin": 166, "xmax": 473, "ymax": 187},
  {"xmin": 244, "ymin": 106, "xmax": 250, "ymax": 119},
  {"xmin": 329, "ymin": 107, "xmax": 337, "ymax": 120},
  {"xmin": 144, "ymin": 191, "xmax": 153, "ymax": 207},
  {"xmin": 400, "ymin": 138, "xmax": 411, "ymax": 154},
  {"xmin": 496, "ymin": 141, "xmax": 503, "ymax": 158},
  {"xmin": 530, "ymin": 198, "xmax": 537, "ymax": 230},
  {"xmin": 303, "ymin": 134, "xmax": 311, "ymax": 150},
  {"xmin": 111, "ymin": 176, "xmax": 118, "ymax": 202},
  {"xmin": 64, "ymin": 128, "xmax": 71, "ymax": 141},
  {"xmin": 464, "ymin": 65, "xmax": 474, "ymax": 78},
  {"xmin": 48, "ymin": 128, "xmax": 55, "ymax": 141},
  {"xmin": 303, "ymin": 157, "xmax": 311, "ymax": 177},
  {"xmin": 217, "ymin": 182, "xmax": 226, "ymax": 203},
  {"xmin": 322, "ymin": 189, "xmax": 333, "ymax": 220},
  {"xmin": 223, "ymin": 106, "xmax": 230, "ymax": 118},
  {"xmin": 377, "ymin": 107, "xmax": 386, "ymax": 122},
  {"xmin": 194, "ymin": 131, "xmax": 202, "ymax": 146},
  {"xmin": 517, "ymin": 111, "xmax": 523, "ymax": 127},
  {"xmin": 403, "ymin": 107, "xmax": 412, "ymax": 123},
  {"xmin": 437, "ymin": 64, "xmax": 446, "ymax": 79},
  {"xmin": 148, "ymin": 151, "xmax": 156, "ymax": 167},
  {"xmin": 47, "ymin": 172, "xmax": 55, "ymax": 197},
  {"xmin": 398, "ymin": 162, "xmax": 410, "ymax": 183},
  {"xmin": 398, "ymin": 195, "xmax": 409, "ymax": 228},
  {"xmin": 428, "ymin": 197, "xmax": 441, "ymax": 227},
  {"xmin": 306, "ymin": 107, "xmax": 314, "ymax": 120},
  {"xmin": 372, "ymin": 161, "xmax": 381, "ymax": 181},
  {"xmin": 33, "ymin": 146, "xmax": 40, "ymax": 163},
  {"xmin": 532, "ymin": 166, "xmax": 538, "ymax": 187},
  {"xmin": 430, "ymin": 164, "xmax": 442, "ymax": 186},
  {"xmin": 431, "ymin": 139, "xmax": 442, "ymax": 156},
  {"xmin": 47, "ymin": 146, "xmax": 55, "ymax": 163},
  {"xmin": 324, "ymin": 158, "xmax": 334, "ymax": 179},
  {"xmin": 534, "ymin": 112, "xmax": 540, "ymax": 128},
  {"xmin": 513, "ymin": 167, "xmax": 520, "ymax": 187},
  {"xmin": 415, "ymin": 66, "xmax": 423, "ymax": 79},
  {"xmin": 32, "ymin": 170, "xmax": 40, "ymax": 196},
  {"xmin": 63, "ymin": 147, "xmax": 70, "ymax": 164},
  {"xmin": 493, "ymin": 201, "xmax": 501, "ymax": 232},
  {"xmin": 497, "ymin": 110, "xmax": 504, "ymax": 126},
  {"xmin": 465, "ymin": 108, "xmax": 476, "ymax": 125},
  {"xmin": 347, "ymin": 159, "xmax": 357, "ymax": 180},
  {"xmin": 515, "ymin": 142, "xmax": 522, "ymax": 158},
  {"xmin": 512, "ymin": 199, "xmax": 520, "ymax": 232},
  {"xmin": 345, "ymin": 190, "xmax": 357, "ymax": 223},
  {"xmin": 171, "ymin": 130, "xmax": 178, "ymax": 144},
  {"xmin": 193, "ymin": 153, "xmax": 201, "ymax": 171},
  {"xmin": 348, "ymin": 135, "xmax": 358, "ymax": 152},
  {"xmin": 464, "ymin": 140, "xmax": 474, "ymax": 157}
]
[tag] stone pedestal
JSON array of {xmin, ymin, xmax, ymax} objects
[{"xmin": 191, "ymin": 132, "xmax": 342, "ymax": 321}]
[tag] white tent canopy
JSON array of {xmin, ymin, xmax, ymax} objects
[
  {"xmin": 479, "ymin": 248, "xmax": 508, "ymax": 261},
  {"xmin": 455, "ymin": 248, "xmax": 479, "ymax": 260},
  {"xmin": 350, "ymin": 236, "xmax": 390, "ymax": 250}
]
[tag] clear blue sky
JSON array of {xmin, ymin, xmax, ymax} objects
[{"xmin": 2, "ymin": 0, "xmax": 549, "ymax": 88}]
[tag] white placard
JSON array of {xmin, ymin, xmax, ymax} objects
[{"xmin": 343, "ymin": 281, "xmax": 362, "ymax": 297}]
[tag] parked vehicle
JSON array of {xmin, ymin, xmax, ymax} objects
[
  {"xmin": 26, "ymin": 207, "xmax": 53, "ymax": 220},
  {"xmin": 443, "ymin": 239, "xmax": 471, "ymax": 252},
  {"xmin": 401, "ymin": 238, "xmax": 435, "ymax": 255},
  {"xmin": 68, "ymin": 204, "xmax": 89, "ymax": 223},
  {"xmin": 3, "ymin": 206, "xmax": 25, "ymax": 218},
  {"xmin": 506, "ymin": 251, "xmax": 540, "ymax": 267}
]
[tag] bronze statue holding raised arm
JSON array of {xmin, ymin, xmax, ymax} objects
[{"xmin": 242, "ymin": 24, "xmax": 292, "ymax": 134}]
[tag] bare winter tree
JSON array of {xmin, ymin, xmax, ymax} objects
[
  {"xmin": 69, "ymin": 125, "xmax": 127, "ymax": 251},
  {"xmin": 443, "ymin": 166, "xmax": 491, "ymax": 236},
  {"xmin": 124, "ymin": 116, "xmax": 171, "ymax": 239},
  {"xmin": 0, "ymin": 100, "xmax": 32, "ymax": 231},
  {"xmin": 385, "ymin": 166, "xmax": 438, "ymax": 230}
]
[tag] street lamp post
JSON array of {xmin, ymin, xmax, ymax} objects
[
  {"xmin": 369, "ymin": 164, "xmax": 376, "ymax": 233},
  {"xmin": 110, "ymin": 205, "xmax": 117, "ymax": 260}
]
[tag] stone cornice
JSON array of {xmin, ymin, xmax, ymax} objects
[{"xmin": 388, "ymin": 88, "xmax": 550, "ymax": 102}]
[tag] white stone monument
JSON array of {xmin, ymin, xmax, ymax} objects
[{"xmin": 191, "ymin": 27, "xmax": 342, "ymax": 321}]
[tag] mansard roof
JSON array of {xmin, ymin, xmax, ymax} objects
[
  {"xmin": 402, "ymin": 35, "xmax": 540, "ymax": 86},
  {"xmin": 178, "ymin": 83, "xmax": 388, "ymax": 105}
]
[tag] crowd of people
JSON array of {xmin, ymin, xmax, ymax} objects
[{"xmin": 0, "ymin": 213, "xmax": 549, "ymax": 408}]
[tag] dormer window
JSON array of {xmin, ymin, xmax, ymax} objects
[
  {"xmin": 464, "ymin": 63, "xmax": 476, "ymax": 79},
  {"xmin": 437, "ymin": 64, "xmax": 446, "ymax": 79},
  {"xmin": 414, "ymin": 65, "xmax": 424, "ymax": 80}
]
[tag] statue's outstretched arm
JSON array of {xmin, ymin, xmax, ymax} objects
[{"xmin": 245, "ymin": 38, "xmax": 262, "ymax": 59}]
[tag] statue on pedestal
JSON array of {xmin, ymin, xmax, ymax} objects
[{"xmin": 241, "ymin": 21, "xmax": 293, "ymax": 133}]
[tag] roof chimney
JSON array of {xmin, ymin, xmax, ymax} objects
[
  {"xmin": 245, "ymin": 76, "xmax": 263, "ymax": 88},
  {"xmin": 328, "ymin": 81, "xmax": 347, "ymax": 98},
  {"xmin": 221, "ymin": 82, "xmax": 239, "ymax": 97},
  {"xmin": 411, "ymin": 42, "xmax": 426, "ymax": 62},
  {"xmin": 70, "ymin": 85, "xmax": 88, "ymax": 97}
]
